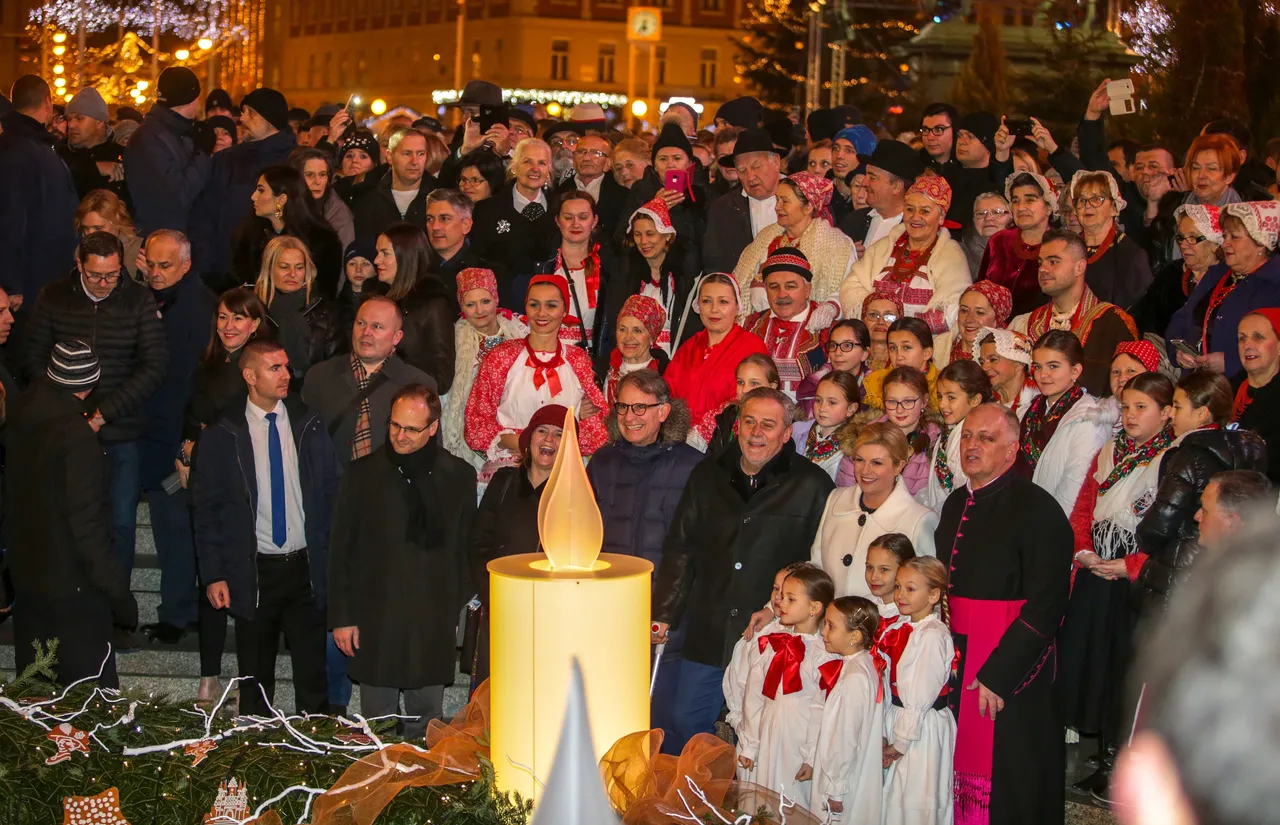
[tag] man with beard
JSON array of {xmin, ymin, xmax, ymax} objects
[
  {"xmin": 543, "ymin": 121, "xmax": 582, "ymax": 186},
  {"xmin": 936, "ymin": 403, "xmax": 1072, "ymax": 825},
  {"xmin": 743, "ymin": 248, "xmax": 830, "ymax": 399}
]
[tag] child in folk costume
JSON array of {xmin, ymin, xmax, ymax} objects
[
  {"xmin": 1059, "ymin": 372, "xmax": 1175, "ymax": 792},
  {"xmin": 737, "ymin": 565, "xmax": 838, "ymax": 805},
  {"xmin": 792, "ymin": 371, "xmax": 861, "ymax": 480},
  {"xmin": 797, "ymin": 597, "xmax": 886, "ymax": 821},
  {"xmin": 883, "ymin": 557, "xmax": 958, "ymax": 825},
  {"xmin": 916, "ymin": 360, "xmax": 995, "ymax": 514},
  {"xmin": 723, "ymin": 562, "xmax": 811, "ymax": 741}
]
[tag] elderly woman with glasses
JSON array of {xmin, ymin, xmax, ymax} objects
[
  {"xmin": 1068, "ymin": 170, "xmax": 1153, "ymax": 312},
  {"xmin": 1132, "ymin": 205, "xmax": 1224, "ymax": 336}
]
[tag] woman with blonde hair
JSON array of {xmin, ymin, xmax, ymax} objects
[
  {"xmin": 75, "ymin": 189, "xmax": 143, "ymax": 281},
  {"xmin": 253, "ymin": 235, "xmax": 344, "ymax": 379}
]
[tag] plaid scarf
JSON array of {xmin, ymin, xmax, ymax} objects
[
  {"xmin": 351, "ymin": 353, "xmax": 375, "ymax": 460},
  {"xmin": 1019, "ymin": 385, "xmax": 1084, "ymax": 470}
]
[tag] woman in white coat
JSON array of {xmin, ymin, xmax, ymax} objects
[
  {"xmin": 840, "ymin": 174, "xmax": 972, "ymax": 336},
  {"xmin": 1021, "ymin": 330, "xmax": 1113, "ymax": 531},
  {"xmin": 812, "ymin": 422, "xmax": 937, "ymax": 598}
]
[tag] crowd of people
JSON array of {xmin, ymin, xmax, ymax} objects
[{"xmin": 0, "ymin": 62, "xmax": 1276, "ymax": 824}]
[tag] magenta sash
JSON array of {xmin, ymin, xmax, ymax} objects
[{"xmin": 949, "ymin": 596, "xmax": 1025, "ymax": 825}]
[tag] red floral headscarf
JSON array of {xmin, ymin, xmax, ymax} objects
[
  {"xmin": 962, "ymin": 281, "xmax": 1013, "ymax": 328},
  {"xmin": 861, "ymin": 290, "xmax": 904, "ymax": 320},
  {"xmin": 906, "ymin": 174, "xmax": 953, "ymax": 215},
  {"xmin": 619, "ymin": 294, "xmax": 667, "ymax": 343},
  {"xmin": 785, "ymin": 171, "xmax": 834, "ymax": 225},
  {"xmin": 456, "ymin": 267, "xmax": 498, "ymax": 307},
  {"xmin": 1113, "ymin": 340, "xmax": 1161, "ymax": 374}
]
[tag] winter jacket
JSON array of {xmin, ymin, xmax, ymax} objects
[
  {"xmin": 653, "ymin": 440, "xmax": 835, "ymax": 668},
  {"xmin": 264, "ymin": 292, "xmax": 346, "ymax": 381},
  {"xmin": 397, "ymin": 275, "xmax": 458, "ymax": 394},
  {"xmin": 23, "ymin": 272, "xmax": 169, "ymax": 444},
  {"xmin": 225, "ymin": 217, "xmax": 344, "ymax": 298},
  {"xmin": 190, "ymin": 128, "xmax": 299, "ymax": 280},
  {"xmin": 328, "ymin": 440, "xmax": 476, "ymax": 687},
  {"xmin": 140, "ymin": 274, "xmax": 217, "ymax": 487},
  {"xmin": 322, "ymin": 189, "xmax": 356, "ymax": 254},
  {"xmin": 587, "ymin": 400, "xmax": 700, "ymax": 572},
  {"xmin": 469, "ymin": 465, "xmax": 546, "ymax": 604},
  {"xmin": 469, "ymin": 181, "xmax": 563, "ymax": 309},
  {"xmin": 123, "ymin": 105, "xmax": 211, "ymax": 236},
  {"xmin": 58, "ymin": 133, "xmax": 128, "ymax": 202},
  {"xmin": 1166, "ymin": 257, "xmax": 1280, "ymax": 380},
  {"xmin": 191, "ymin": 394, "xmax": 343, "ymax": 619},
  {"xmin": 701, "ymin": 185, "xmax": 755, "ymax": 276},
  {"xmin": 350, "ymin": 172, "xmax": 437, "ymax": 245},
  {"xmin": 592, "ymin": 241, "xmax": 703, "ymax": 375},
  {"xmin": 0, "ymin": 112, "xmax": 80, "ymax": 298},
  {"xmin": 5, "ymin": 381, "xmax": 137, "ymax": 627},
  {"xmin": 1134, "ymin": 427, "xmax": 1267, "ymax": 613}
]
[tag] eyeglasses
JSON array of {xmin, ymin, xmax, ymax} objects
[
  {"xmin": 884, "ymin": 396, "xmax": 923, "ymax": 411},
  {"xmin": 550, "ymin": 136, "xmax": 579, "ymax": 148},
  {"xmin": 920, "ymin": 125, "xmax": 951, "ymax": 136},
  {"xmin": 82, "ymin": 270, "xmax": 122, "ymax": 284},
  {"xmin": 614, "ymin": 401, "xmax": 664, "ymax": 416},
  {"xmin": 1176, "ymin": 233, "xmax": 1208, "ymax": 245},
  {"xmin": 1073, "ymin": 195, "xmax": 1111, "ymax": 208},
  {"xmin": 825, "ymin": 340, "xmax": 865, "ymax": 353},
  {"xmin": 974, "ymin": 208, "xmax": 1010, "ymax": 219},
  {"xmin": 864, "ymin": 311, "xmax": 898, "ymax": 323},
  {"xmin": 388, "ymin": 419, "xmax": 431, "ymax": 436},
  {"xmin": 574, "ymin": 149, "xmax": 608, "ymax": 159},
  {"xmin": 458, "ymin": 175, "xmax": 486, "ymax": 187}
]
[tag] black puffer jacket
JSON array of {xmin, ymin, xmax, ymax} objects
[
  {"xmin": 586, "ymin": 400, "xmax": 700, "ymax": 572},
  {"xmin": 23, "ymin": 272, "xmax": 169, "ymax": 444},
  {"xmin": 1135, "ymin": 427, "xmax": 1267, "ymax": 613}
]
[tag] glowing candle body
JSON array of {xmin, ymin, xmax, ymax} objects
[{"xmin": 487, "ymin": 407, "xmax": 652, "ymax": 799}]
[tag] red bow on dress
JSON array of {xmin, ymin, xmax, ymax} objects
[
  {"xmin": 818, "ymin": 659, "xmax": 843, "ymax": 698},
  {"xmin": 759, "ymin": 632, "xmax": 806, "ymax": 699},
  {"xmin": 525, "ymin": 339, "xmax": 566, "ymax": 397},
  {"xmin": 879, "ymin": 622, "xmax": 915, "ymax": 698}
]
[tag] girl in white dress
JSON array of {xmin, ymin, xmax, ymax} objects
[
  {"xmin": 737, "ymin": 565, "xmax": 838, "ymax": 807},
  {"xmin": 791, "ymin": 371, "xmax": 861, "ymax": 481},
  {"xmin": 798, "ymin": 596, "xmax": 885, "ymax": 822},
  {"xmin": 916, "ymin": 360, "xmax": 995, "ymax": 514},
  {"xmin": 883, "ymin": 557, "xmax": 957, "ymax": 825},
  {"xmin": 865, "ymin": 532, "xmax": 915, "ymax": 624}
]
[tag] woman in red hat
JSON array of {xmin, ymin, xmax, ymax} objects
[
  {"xmin": 603, "ymin": 294, "xmax": 668, "ymax": 406},
  {"xmin": 464, "ymin": 274, "xmax": 607, "ymax": 474},
  {"xmin": 1101, "ymin": 340, "xmax": 1164, "ymax": 430},
  {"xmin": 1233, "ymin": 308, "xmax": 1280, "ymax": 482}
]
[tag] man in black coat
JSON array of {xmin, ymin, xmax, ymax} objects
[
  {"xmin": 0, "ymin": 75, "xmax": 80, "ymax": 309},
  {"xmin": 58, "ymin": 88, "xmax": 128, "ymax": 202},
  {"xmin": 555, "ymin": 132, "xmax": 627, "ymax": 239},
  {"xmin": 329, "ymin": 384, "xmax": 476, "ymax": 739},
  {"xmin": 302, "ymin": 296, "xmax": 434, "ymax": 467},
  {"xmin": 192, "ymin": 339, "xmax": 342, "ymax": 715},
  {"xmin": 24, "ymin": 231, "xmax": 169, "ymax": 595},
  {"xmin": 136, "ymin": 230, "xmax": 216, "ymax": 645},
  {"xmin": 351, "ymin": 128, "xmax": 437, "ymax": 243},
  {"xmin": 652, "ymin": 387, "xmax": 834, "ymax": 754},
  {"xmin": 123, "ymin": 66, "xmax": 211, "ymax": 237},
  {"xmin": 470, "ymin": 138, "xmax": 561, "ymax": 310},
  {"xmin": 702, "ymin": 128, "xmax": 782, "ymax": 275},
  {"xmin": 8, "ymin": 341, "xmax": 138, "ymax": 688},
  {"xmin": 189, "ymin": 87, "xmax": 298, "ymax": 283},
  {"xmin": 425, "ymin": 189, "xmax": 499, "ymax": 317},
  {"xmin": 837, "ymin": 140, "xmax": 922, "ymax": 254}
]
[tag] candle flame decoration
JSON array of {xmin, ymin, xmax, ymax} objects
[{"xmin": 536, "ymin": 407, "xmax": 604, "ymax": 571}]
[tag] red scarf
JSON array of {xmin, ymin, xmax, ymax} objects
[
  {"xmin": 884, "ymin": 231, "xmax": 937, "ymax": 284},
  {"xmin": 557, "ymin": 244, "xmax": 601, "ymax": 308},
  {"xmin": 524, "ymin": 339, "xmax": 566, "ymax": 397},
  {"xmin": 1200, "ymin": 264, "xmax": 1261, "ymax": 351},
  {"xmin": 1085, "ymin": 223, "xmax": 1119, "ymax": 264},
  {"xmin": 759, "ymin": 632, "xmax": 806, "ymax": 699},
  {"xmin": 818, "ymin": 659, "xmax": 843, "ymax": 698},
  {"xmin": 1234, "ymin": 381, "xmax": 1255, "ymax": 421}
]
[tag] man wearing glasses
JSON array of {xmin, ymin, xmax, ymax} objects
[
  {"xmin": 23, "ymin": 231, "xmax": 168, "ymax": 643},
  {"xmin": 328, "ymin": 383, "xmax": 476, "ymax": 738},
  {"xmin": 919, "ymin": 102, "xmax": 959, "ymax": 170},
  {"xmin": 556, "ymin": 132, "xmax": 625, "ymax": 238}
]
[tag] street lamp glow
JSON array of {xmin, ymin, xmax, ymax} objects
[
  {"xmin": 175, "ymin": 49, "xmax": 190, "ymax": 60},
  {"xmin": 198, "ymin": 38, "xmax": 213, "ymax": 50},
  {"xmin": 52, "ymin": 45, "xmax": 65, "ymax": 56},
  {"xmin": 52, "ymin": 64, "xmax": 64, "ymax": 75},
  {"xmin": 52, "ymin": 32, "xmax": 66, "ymax": 43},
  {"xmin": 130, "ymin": 88, "xmax": 141, "ymax": 98},
  {"xmin": 630, "ymin": 99, "xmax": 647, "ymax": 117},
  {"xmin": 137, "ymin": 80, "xmax": 149, "ymax": 90},
  {"xmin": 545, "ymin": 101, "xmax": 562, "ymax": 117},
  {"xmin": 53, "ymin": 77, "xmax": 65, "ymax": 88},
  {"xmin": 370, "ymin": 98, "xmax": 387, "ymax": 115}
]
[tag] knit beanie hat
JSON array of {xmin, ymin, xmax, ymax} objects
[
  {"xmin": 66, "ymin": 88, "xmax": 108, "ymax": 123},
  {"xmin": 48, "ymin": 340, "xmax": 100, "ymax": 390},
  {"xmin": 519, "ymin": 404, "xmax": 570, "ymax": 456},
  {"xmin": 241, "ymin": 88, "xmax": 290, "ymax": 133},
  {"xmin": 343, "ymin": 238, "xmax": 377, "ymax": 268},
  {"xmin": 652, "ymin": 122, "xmax": 693, "ymax": 162},
  {"xmin": 341, "ymin": 130, "xmax": 381, "ymax": 166},
  {"xmin": 958, "ymin": 111, "xmax": 999, "ymax": 155},
  {"xmin": 156, "ymin": 66, "xmax": 201, "ymax": 107}
]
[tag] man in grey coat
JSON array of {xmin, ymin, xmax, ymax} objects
[{"xmin": 302, "ymin": 296, "xmax": 434, "ymax": 466}]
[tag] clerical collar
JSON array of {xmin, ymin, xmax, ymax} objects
[{"xmin": 969, "ymin": 465, "xmax": 1017, "ymax": 497}]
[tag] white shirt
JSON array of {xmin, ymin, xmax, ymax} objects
[
  {"xmin": 747, "ymin": 191, "xmax": 778, "ymax": 238},
  {"xmin": 490, "ymin": 347, "xmax": 584, "ymax": 459},
  {"xmin": 865, "ymin": 209, "xmax": 903, "ymax": 248},
  {"xmin": 513, "ymin": 186, "xmax": 549, "ymax": 214},
  {"xmin": 245, "ymin": 399, "xmax": 307, "ymax": 555},
  {"xmin": 81, "ymin": 275, "xmax": 108, "ymax": 303},
  {"xmin": 390, "ymin": 186, "xmax": 419, "ymax": 217},
  {"xmin": 575, "ymin": 173, "xmax": 604, "ymax": 202}
]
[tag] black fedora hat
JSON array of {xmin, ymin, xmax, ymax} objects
[
  {"xmin": 449, "ymin": 80, "xmax": 502, "ymax": 107},
  {"xmin": 718, "ymin": 127, "xmax": 786, "ymax": 168},
  {"xmin": 858, "ymin": 140, "xmax": 925, "ymax": 182}
]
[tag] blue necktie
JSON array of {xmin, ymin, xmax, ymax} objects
[{"xmin": 265, "ymin": 412, "xmax": 287, "ymax": 547}]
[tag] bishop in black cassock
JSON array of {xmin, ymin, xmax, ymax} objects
[{"xmin": 935, "ymin": 404, "xmax": 1072, "ymax": 825}]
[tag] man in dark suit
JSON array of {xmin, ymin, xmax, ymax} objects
[
  {"xmin": 302, "ymin": 296, "xmax": 434, "ymax": 467},
  {"xmin": 425, "ymin": 188, "xmax": 499, "ymax": 317},
  {"xmin": 838, "ymin": 140, "xmax": 923, "ymax": 255},
  {"xmin": 556, "ymin": 132, "xmax": 626, "ymax": 238},
  {"xmin": 193, "ymin": 339, "xmax": 342, "ymax": 716},
  {"xmin": 469, "ymin": 138, "xmax": 561, "ymax": 310},
  {"xmin": 702, "ymin": 128, "xmax": 783, "ymax": 274}
]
